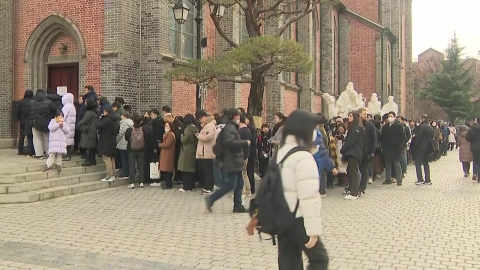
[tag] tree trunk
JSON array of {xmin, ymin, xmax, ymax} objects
[{"xmin": 247, "ymin": 69, "xmax": 265, "ymax": 117}]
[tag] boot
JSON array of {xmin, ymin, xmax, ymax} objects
[
  {"xmin": 82, "ymin": 149, "xmax": 92, "ymax": 167},
  {"xmin": 90, "ymin": 150, "xmax": 97, "ymax": 166}
]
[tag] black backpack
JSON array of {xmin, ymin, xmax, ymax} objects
[
  {"xmin": 247, "ymin": 146, "xmax": 307, "ymax": 245},
  {"xmin": 213, "ymin": 126, "xmax": 226, "ymax": 159}
]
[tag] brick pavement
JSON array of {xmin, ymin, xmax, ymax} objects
[{"xmin": 0, "ymin": 149, "xmax": 479, "ymax": 269}]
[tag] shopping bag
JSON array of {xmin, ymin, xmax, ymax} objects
[{"xmin": 150, "ymin": 162, "xmax": 160, "ymax": 179}]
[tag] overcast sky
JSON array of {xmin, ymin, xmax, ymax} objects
[{"xmin": 412, "ymin": 0, "xmax": 479, "ymax": 60}]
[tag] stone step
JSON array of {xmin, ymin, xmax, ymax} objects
[
  {"xmin": 0, "ymin": 158, "xmax": 103, "ymax": 175},
  {"xmin": 0, "ymin": 171, "xmax": 106, "ymax": 194},
  {"xmin": 0, "ymin": 178, "xmax": 129, "ymax": 204},
  {"xmin": 0, "ymin": 164, "xmax": 106, "ymax": 184}
]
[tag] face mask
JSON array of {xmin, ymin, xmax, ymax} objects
[
  {"xmin": 388, "ymin": 117, "xmax": 395, "ymax": 123},
  {"xmin": 330, "ymin": 123, "xmax": 336, "ymax": 128},
  {"xmin": 416, "ymin": 123, "xmax": 420, "ymax": 126},
  {"xmin": 165, "ymin": 128, "xmax": 170, "ymax": 132},
  {"xmin": 432, "ymin": 123, "xmax": 437, "ymax": 127},
  {"xmin": 235, "ymin": 119, "xmax": 240, "ymax": 124}
]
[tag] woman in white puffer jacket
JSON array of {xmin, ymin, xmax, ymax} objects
[
  {"xmin": 276, "ymin": 109, "xmax": 329, "ymax": 270},
  {"xmin": 61, "ymin": 93, "xmax": 76, "ymax": 160}
]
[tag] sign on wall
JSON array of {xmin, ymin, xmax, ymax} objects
[{"xmin": 57, "ymin": 86, "xmax": 67, "ymax": 96}]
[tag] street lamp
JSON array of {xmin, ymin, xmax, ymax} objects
[{"xmin": 172, "ymin": 1, "xmax": 225, "ymax": 111}]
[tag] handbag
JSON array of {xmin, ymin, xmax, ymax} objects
[{"xmin": 150, "ymin": 156, "xmax": 160, "ymax": 179}]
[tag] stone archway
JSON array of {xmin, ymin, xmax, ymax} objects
[{"xmin": 24, "ymin": 13, "xmax": 87, "ymax": 92}]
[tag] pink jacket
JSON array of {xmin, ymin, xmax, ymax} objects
[
  {"xmin": 196, "ymin": 116, "xmax": 217, "ymax": 159},
  {"xmin": 48, "ymin": 119, "xmax": 70, "ymax": 154}
]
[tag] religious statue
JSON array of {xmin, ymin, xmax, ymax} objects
[
  {"xmin": 357, "ymin": 93, "xmax": 366, "ymax": 109},
  {"xmin": 368, "ymin": 93, "xmax": 383, "ymax": 116},
  {"xmin": 336, "ymin": 82, "xmax": 360, "ymax": 118},
  {"xmin": 381, "ymin": 96, "xmax": 399, "ymax": 115},
  {"xmin": 322, "ymin": 92, "xmax": 338, "ymax": 120}
]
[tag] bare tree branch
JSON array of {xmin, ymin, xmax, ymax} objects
[
  {"xmin": 276, "ymin": 0, "xmax": 314, "ymax": 37},
  {"xmin": 256, "ymin": 0, "xmax": 285, "ymax": 14},
  {"xmin": 262, "ymin": 9, "xmax": 303, "ymax": 21},
  {"xmin": 206, "ymin": 0, "xmax": 240, "ymax": 48},
  {"xmin": 218, "ymin": 77, "xmax": 254, "ymax": 83}
]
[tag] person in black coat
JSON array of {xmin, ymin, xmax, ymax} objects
[
  {"xmin": 380, "ymin": 111, "xmax": 405, "ymax": 185},
  {"xmin": 16, "ymin": 90, "xmax": 34, "ymax": 155},
  {"xmin": 125, "ymin": 114, "xmax": 153, "ymax": 188},
  {"xmin": 46, "ymin": 89, "xmax": 62, "ymax": 112},
  {"xmin": 28, "ymin": 90, "xmax": 57, "ymax": 158},
  {"xmin": 257, "ymin": 124, "xmax": 271, "ymax": 178},
  {"xmin": 245, "ymin": 114, "xmax": 257, "ymax": 194},
  {"xmin": 141, "ymin": 114, "xmax": 155, "ymax": 183},
  {"xmin": 358, "ymin": 108, "xmax": 376, "ymax": 195},
  {"xmin": 411, "ymin": 114, "xmax": 434, "ymax": 184},
  {"xmin": 205, "ymin": 108, "xmax": 250, "ymax": 213},
  {"xmin": 340, "ymin": 111, "xmax": 365, "ymax": 199},
  {"xmin": 78, "ymin": 86, "xmax": 98, "ymax": 121},
  {"xmin": 95, "ymin": 107, "xmax": 119, "ymax": 182}
]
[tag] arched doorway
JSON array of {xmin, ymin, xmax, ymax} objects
[{"xmin": 24, "ymin": 14, "xmax": 87, "ymax": 98}]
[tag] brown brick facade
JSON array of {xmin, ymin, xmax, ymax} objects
[{"xmin": 2, "ymin": 0, "xmax": 412, "ymax": 139}]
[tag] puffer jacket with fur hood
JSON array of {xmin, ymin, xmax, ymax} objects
[
  {"xmin": 276, "ymin": 135, "xmax": 322, "ymax": 237},
  {"xmin": 61, "ymin": 93, "xmax": 76, "ymax": 145},
  {"xmin": 116, "ymin": 118, "xmax": 134, "ymax": 150},
  {"xmin": 196, "ymin": 116, "xmax": 217, "ymax": 159}
]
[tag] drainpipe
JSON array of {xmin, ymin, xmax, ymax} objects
[
  {"xmin": 319, "ymin": 3, "xmax": 324, "ymax": 113},
  {"xmin": 381, "ymin": 31, "xmax": 384, "ymax": 100},
  {"xmin": 12, "ymin": 0, "xmax": 16, "ymax": 144},
  {"xmin": 137, "ymin": 0, "xmax": 142, "ymax": 111},
  {"xmin": 295, "ymin": 0, "xmax": 302, "ymax": 110},
  {"xmin": 390, "ymin": 38, "xmax": 394, "ymax": 99}
]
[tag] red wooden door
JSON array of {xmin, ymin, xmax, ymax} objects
[{"xmin": 47, "ymin": 65, "xmax": 79, "ymax": 99}]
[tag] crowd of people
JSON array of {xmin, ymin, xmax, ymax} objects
[{"xmin": 15, "ymin": 85, "xmax": 480, "ymax": 269}]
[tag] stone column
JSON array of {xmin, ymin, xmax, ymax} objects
[
  {"xmin": 404, "ymin": 0, "xmax": 415, "ymax": 118},
  {"xmin": 0, "ymin": 0, "xmax": 14, "ymax": 139},
  {"xmin": 264, "ymin": 12, "xmax": 284, "ymax": 122},
  {"xmin": 216, "ymin": 6, "xmax": 243, "ymax": 110},
  {"xmin": 320, "ymin": 3, "xmax": 333, "ymax": 94},
  {"xmin": 101, "ymin": 0, "xmax": 141, "ymax": 108},
  {"xmin": 338, "ymin": 15, "xmax": 350, "ymax": 93}
]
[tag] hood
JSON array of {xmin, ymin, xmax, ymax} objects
[
  {"xmin": 99, "ymin": 97, "xmax": 109, "ymax": 106},
  {"xmin": 33, "ymin": 91, "xmax": 47, "ymax": 102},
  {"xmin": 121, "ymin": 118, "xmax": 134, "ymax": 127},
  {"xmin": 85, "ymin": 98, "xmax": 99, "ymax": 111},
  {"xmin": 24, "ymin": 90, "xmax": 33, "ymax": 98},
  {"xmin": 105, "ymin": 113, "xmax": 119, "ymax": 122},
  {"xmin": 204, "ymin": 115, "xmax": 217, "ymax": 126},
  {"xmin": 62, "ymin": 93, "xmax": 74, "ymax": 105},
  {"xmin": 47, "ymin": 93, "xmax": 61, "ymax": 102},
  {"xmin": 472, "ymin": 125, "xmax": 480, "ymax": 133}
]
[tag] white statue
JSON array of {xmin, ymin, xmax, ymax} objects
[
  {"xmin": 322, "ymin": 93, "xmax": 338, "ymax": 120},
  {"xmin": 336, "ymin": 82, "xmax": 360, "ymax": 118},
  {"xmin": 368, "ymin": 93, "xmax": 383, "ymax": 116},
  {"xmin": 357, "ymin": 93, "xmax": 366, "ymax": 108},
  {"xmin": 381, "ymin": 96, "xmax": 399, "ymax": 115}
]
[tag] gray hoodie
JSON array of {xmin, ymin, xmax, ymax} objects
[{"xmin": 116, "ymin": 118, "xmax": 134, "ymax": 150}]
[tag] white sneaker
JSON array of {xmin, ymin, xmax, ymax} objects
[
  {"xmin": 344, "ymin": 194, "xmax": 358, "ymax": 200},
  {"xmin": 106, "ymin": 176, "xmax": 116, "ymax": 182},
  {"xmin": 368, "ymin": 179, "xmax": 373, "ymax": 184},
  {"xmin": 139, "ymin": 183, "xmax": 144, "ymax": 188},
  {"xmin": 320, "ymin": 194, "xmax": 327, "ymax": 198},
  {"xmin": 128, "ymin": 183, "xmax": 135, "ymax": 189},
  {"xmin": 179, "ymin": 188, "xmax": 186, "ymax": 192},
  {"xmin": 150, "ymin": 182, "xmax": 162, "ymax": 187},
  {"xmin": 100, "ymin": 177, "xmax": 109, "ymax": 182}
]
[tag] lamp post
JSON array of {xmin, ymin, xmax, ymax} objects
[{"xmin": 172, "ymin": 1, "xmax": 225, "ymax": 112}]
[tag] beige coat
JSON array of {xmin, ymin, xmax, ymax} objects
[
  {"xmin": 196, "ymin": 116, "xmax": 217, "ymax": 159},
  {"xmin": 458, "ymin": 128, "xmax": 473, "ymax": 162}
]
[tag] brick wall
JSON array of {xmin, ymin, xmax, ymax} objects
[
  {"xmin": 14, "ymin": 0, "xmax": 104, "ymax": 99},
  {"xmin": 0, "ymin": 0, "xmax": 13, "ymax": 138},
  {"xmin": 313, "ymin": 94, "xmax": 323, "ymax": 113},
  {"xmin": 284, "ymin": 90, "xmax": 298, "ymax": 116},
  {"xmin": 49, "ymin": 34, "xmax": 78, "ymax": 56},
  {"xmin": 341, "ymin": 0, "xmax": 378, "ymax": 100}
]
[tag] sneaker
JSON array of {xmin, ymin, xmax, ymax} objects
[
  {"xmin": 392, "ymin": 179, "xmax": 397, "ymax": 183},
  {"xmin": 100, "ymin": 177, "xmax": 109, "ymax": 182},
  {"xmin": 107, "ymin": 176, "xmax": 116, "ymax": 182},
  {"xmin": 423, "ymin": 181, "xmax": 432, "ymax": 185},
  {"xmin": 342, "ymin": 190, "xmax": 350, "ymax": 195},
  {"xmin": 128, "ymin": 183, "xmax": 135, "ymax": 189},
  {"xmin": 150, "ymin": 182, "xmax": 162, "ymax": 187},
  {"xmin": 473, "ymin": 175, "xmax": 477, "ymax": 181},
  {"xmin": 415, "ymin": 181, "xmax": 424, "ymax": 185},
  {"xmin": 42, "ymin": 167, "xmax": 51, "ymax": 172},
  {"xmin": 320, "ymin": 194, "xmax": 327, "ymax": 198},
  {"xmin": 201, "ymin": 190, "xmax": 212, "ymax": 195},
  {"xmin": 358, "ymin": 191, "xmax": 365, "ymax": 197},
  {"xmin": 117, "ymin": 175, "xmax": 129, "ymax": 180},
  {"xmin": 233, "ymin": 206, "xmax": 249, "ymax": 213},
  {"xmin": 397, "ymin": 182, "xmax": 403, "ymax": 186},
  {"xmin": 368, "ymin": 179, "xmax": 373, "ymax": 184},
  {"xmin": 464, "ymin": 174, "xmax": 469, "ymax": 178},
  {"xmin": 344, "ymin": 194, "xmax": 358, "ymax": 200},
  {"xmin": 179, "ymin": 188, "xmax": 186, "ymax": 192},
  {"xmin": 139, "ymin": 183, "xmax": 144, "ymax": 188}
]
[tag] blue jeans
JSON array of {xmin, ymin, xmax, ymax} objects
[
  {"xmin": 208, "ymin": 171, "xmax": 243, "ymax": 208},
  {"xmin": 119, "ymin": 150, "xmax": 129, "ymax": 177},
  {"xmin": 213, "ymin": 159, "xmax": 223, "ymax": 187}
]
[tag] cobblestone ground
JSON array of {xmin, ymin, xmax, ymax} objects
[{"xmin": 0, "ymin": 149, "xmax": 479, "ymax": 270}]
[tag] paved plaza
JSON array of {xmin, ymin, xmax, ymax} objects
[{"xmin": 0, "ymin": 149, "xmax": 478, "ymax": 269}]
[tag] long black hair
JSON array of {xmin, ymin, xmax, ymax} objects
[
  {"xmin": 348, "ymin": 111, "xmax": 363, "ymax": 131},
  {"xmin": 280, "ymin": 110, "xmax": 317, "ymax": 149},
  {"xmin": 273, "ymin": 112, "xmax": 287, "ymax": 135}
]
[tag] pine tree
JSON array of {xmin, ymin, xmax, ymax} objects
[{"xmin": 417, "ymin": 34, "xmax": 475, "ymax": 121}]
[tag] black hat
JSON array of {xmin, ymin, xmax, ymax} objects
[
  {"xmin": 224, "ymin": 108, "xmax": 239, "ymax": 118},
  {"xmin": 196, "ymin": 110, "xmax": 208, "ymax": 119}
]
